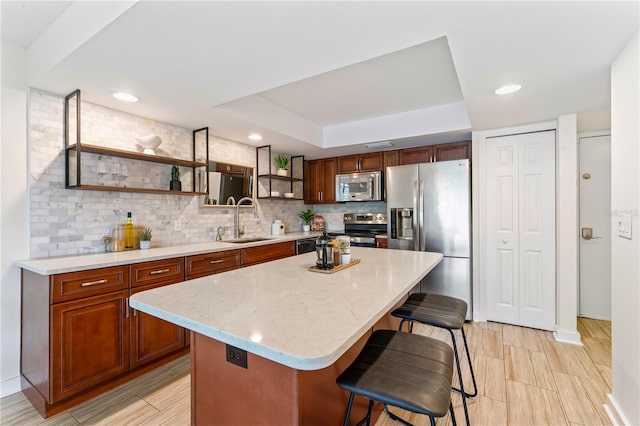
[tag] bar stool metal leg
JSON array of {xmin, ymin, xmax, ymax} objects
[{"xmin": 398, "ymin": 318, "xmax": 476, "ymax": 426}]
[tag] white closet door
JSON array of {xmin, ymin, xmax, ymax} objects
[
  {"xmin": 486, "ymin": 135, "xmax": 520, "ymax": 325},
  {"xmin": 486, "ymin": 131, "xmax": 556, "ymax": 330},
  {"xmin": 517, "ymin": 132, "xmax": 556, "ymax": 330}
]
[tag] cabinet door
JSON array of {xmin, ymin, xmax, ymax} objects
[
  {"xmin": 186, "ymin": 250, "xmax": 241, "ymax": 280},
  {"xmin": 304, "ymin": 160, "xmax": 322, "ymax": 204},
  {"xmin": 51, "ymin": 290, "xmax": 130, "ymax": 403},
  {"xmin": 383, "ymin": 150, "xmax": 399, "ymax": 171},
  {"xmin": 433, "ymin": 141, "xmax": 471, "ymax": 162},
  {"xmin": 242, "ymin": 241, "xmax": 295, "ymax": 267},
  {"xmin": 130, "ymin": 283, "xmax": 185, "ymax": 370},
  {"xmin": 399, "ymin": 146, "xmax": 432, "ymax": 165},
  {"xmin": 358, "ymin": 152, "xmax": 383, "ymax": 172},
  {"xmin": 320, "ymin": 158, "xmax": 337, "ymax": 203},
  {"xmin": 337, "ymin": 155, "xmax": 359, "ymax": 173}
]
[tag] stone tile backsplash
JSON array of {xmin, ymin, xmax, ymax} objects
[
  {"xmin": 27, "ymin": 89, "xmax": 313, "ymax": 258},
  {"xmin": 28, "ymin": 89, "xmax": 388, "ymax": 258}
]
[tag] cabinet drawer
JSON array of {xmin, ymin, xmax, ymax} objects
[
  {"xmin": 186, "ymin": 250, "xmax": 241, "ymax": 280},
  {"xmin": 241, "ymin": 241, "xmax": 295, "ymax": 267},
  {"xmin": 51, "ymin": 266, "xmax": 129, "ymax": 304},
  {"xmin": 131, "ymin": 258, "xmax": 184, "ymax": 288}
]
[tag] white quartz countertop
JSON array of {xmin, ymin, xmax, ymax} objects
[
  {"xmin": 130, "ymin": 248, "xmax": 442, "ymax": 370},
  {"xmin": 15, "ymin": 232, "xmax": 322, "ymax": 275}
]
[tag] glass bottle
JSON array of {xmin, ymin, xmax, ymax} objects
[{"xmin": 124, "ymin": 212, "xmax": 134, "ymax": 250}]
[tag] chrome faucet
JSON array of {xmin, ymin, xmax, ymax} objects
[{"xmin": 234, "ymin": 197, "xmax": 255, "ymax": 238}]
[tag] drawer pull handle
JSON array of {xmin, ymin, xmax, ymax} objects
[
  {"xmin": 209, "ymin": 259, "xmax": 224, "ymax": 264},
  {"xmin": 149, "ymin": 269, "xmax": 170, "ymax": 275},
  {"xmin": 81, "ymin": 279, "xmax": 108, "ymax": 287}
]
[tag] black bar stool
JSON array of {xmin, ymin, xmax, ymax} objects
[
  {"xmin": 336, "ymin": 329, "xmax": 457, "ymax": 426},
  {"xmin": 391, "ymin": 293, "xmax": 477, "ymax": 426}
]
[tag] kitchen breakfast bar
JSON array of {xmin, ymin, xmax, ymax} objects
[{"xmin": 130, "ymin": 247, "xmax": 442, "ymax": 425}]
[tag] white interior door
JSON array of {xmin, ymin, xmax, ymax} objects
[
  {"xmin": 579, "ymin": 134, "xmax": 611, "ymax": 320},
  {"xmin": 485, "ymin": 130, "xmax": 556, "ymax": 330}
]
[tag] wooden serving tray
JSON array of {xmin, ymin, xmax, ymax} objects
[{"xmin": 308, "ymin": 259, "xmax": 361, "ymax": 274}]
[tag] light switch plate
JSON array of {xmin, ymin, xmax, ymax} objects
[{"xmin": 618, "ymin": 214, "xmax": 632, "ymax": 240}]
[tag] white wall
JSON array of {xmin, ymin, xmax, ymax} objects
[
  {"xmin": 555, "ymin": 114, "xmax": 580, "ymax": 344},
  {"xmin": 607, "ymin": 31, "xmax": 639, "ymax": 426},
  {"xmin": 1, "ymin": 41, "xmax": 29, "ymax": 397}
]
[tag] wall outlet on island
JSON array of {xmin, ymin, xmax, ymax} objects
[{"xmin": 226, "ymin": 344, "xmax": 248, "ymax": 369}]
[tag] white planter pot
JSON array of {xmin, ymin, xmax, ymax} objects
[
  {"xmin": 341, "ymin": 254, "xmax": 351, "ymax": 265},
  {"xmin": 140, "ymin": 240, "xmax": 151, "ymax": 250},
  {"xmin": 277, "ymin": 168, "xmax": 288, "ymax": 177},
  {"xmin": 302, "ymin": 224, "xmax": 311, "ymax": 232}
]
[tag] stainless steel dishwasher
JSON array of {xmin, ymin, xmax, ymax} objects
[{"xmin": 295, "ymin": 237, "xmax": 316, "ymax": 255}]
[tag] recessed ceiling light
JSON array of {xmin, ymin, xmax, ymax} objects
[
  {"xmin": 248, "ymin": 133, "xmax": 263, "ymax": 141},
  {"xmin": 495, "ymin": 84, "xmax": 522, "ymax": 95},
  {"xmin": 113, "ymin": 92, "xmax": 139, "ymax": 102}
]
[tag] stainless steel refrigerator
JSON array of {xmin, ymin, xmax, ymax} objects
[{"xmin": 386, "ymin": 160, "xmax": 471, "ymax": 319}]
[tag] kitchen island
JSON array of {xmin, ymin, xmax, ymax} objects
[{"xmin": 130, "ymin": 247, "xmax": 442, "ymax": 425}]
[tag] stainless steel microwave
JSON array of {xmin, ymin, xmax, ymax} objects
[{"xmin": 335, "ymin": 171, "xmax": 383, "ymax": 202}]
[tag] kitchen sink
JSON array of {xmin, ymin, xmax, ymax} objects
[{"xmin": 225, "ymin": 237, "xmax": 273, "ymax": 244}]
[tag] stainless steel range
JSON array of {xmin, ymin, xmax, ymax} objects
[{"xmin": 328, "ymin": 213, "xmax": 387, "ymax": 248}]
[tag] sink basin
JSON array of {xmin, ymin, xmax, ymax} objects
[{"xmin": 225, "ymin": 237, "xmax": 273, "ymax": 244}]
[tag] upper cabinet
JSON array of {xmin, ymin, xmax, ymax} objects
[
  {"xmin": 432, "ymin": 141, "xmax": 471, "ymax": 162},
  {"xmin": 337, "ymin": 152, "xmax": 383, "ymax": 173},
  {"xmin": 399, "ymin": 141, "xmax": 470, "ymax": 165},
  {"xmin": 64, "ymin": 90, "xmax": 208, "ymax": 196},
  {"xmin": 304, "ymin": 158, "xmax": 337, "ymax": 204}
]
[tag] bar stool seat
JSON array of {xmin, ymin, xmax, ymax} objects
[
  {"xmin": 391, "ymin": 293, "xmax": 476, "ymax": 426},
  {"xmin": 337, "ymin": 329, "xmax": 456, "ymax": 426}
]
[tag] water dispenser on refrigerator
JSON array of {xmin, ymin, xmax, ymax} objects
[{"xmin": 390, "ymin": 208, "xmax": 414, "ymax": 241}]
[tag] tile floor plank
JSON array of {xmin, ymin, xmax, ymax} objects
[{"xmin": 0, "ymin": 318, "xmax": 612, "ymax": 426}]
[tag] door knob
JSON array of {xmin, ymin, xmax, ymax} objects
[{"xmin": 581, "ymin": 227, "xmax": 602, "ymax": 240}]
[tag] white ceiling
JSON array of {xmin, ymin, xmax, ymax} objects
[{"xmin": 1, "ymin": 1, "xmax": 638, "ymax": 159}]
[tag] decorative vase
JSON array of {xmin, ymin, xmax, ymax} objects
[
  {"xmin": 170, "ymin": 180, "xmax": 181, "ymax": 191},
  {"xmin": 302, "ymin": 224, "xmax": 311, "ymax": 232},
  {"xmin": 277, "ymin": 168, "xmax": 288, "ymax": 177},
  {"xmin": 140, "ymin": 240, "xmax": 151, "ymax": 250}
]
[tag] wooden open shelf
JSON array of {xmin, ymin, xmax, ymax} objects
[
  {"xmin": 67, "ymin": 185, "xmax": 207, "ymax": 196},
  {"xmin": 67, "ymin": 144, "xmax": 206, "ymax": 168}
]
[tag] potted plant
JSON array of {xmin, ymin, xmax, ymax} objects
[
  {"xmin": 337, "ymin": 236, "xmax": 351, "ymax": 264},
  {"xmin": 170, "ymin": 165, "xmax": 181, "ymax": 191},
  {"xmin": 298, "ymin": 208, "xmax": 314, "ymax": 232},
  {"xmin": 276, "ymin": 153, "xmax": 289, "ymax": 176},
  {"xmin": 138, "ymin": 228, "xmax": 152, "ymax": 249}
]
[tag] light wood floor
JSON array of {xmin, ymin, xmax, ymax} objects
[{"xmin": 0, "ymin": 318, "xmax": 611, "ymax": 426}]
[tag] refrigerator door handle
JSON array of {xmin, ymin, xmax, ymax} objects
[
  {"xmin": 413, "ymin": 180, "xmax": 419, "ymax": 251},
  {"xmin": 419, "ymin": 179, "xmax": 425, "ymax": 251}
]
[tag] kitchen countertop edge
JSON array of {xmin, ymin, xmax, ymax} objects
[{"xmin": 15, "ymin": 232, "xmax": 324, "ymax": 275}]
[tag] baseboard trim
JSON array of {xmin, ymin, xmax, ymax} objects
[
  {"xmin": 578, "ymin": 313, "xmax": 612, "ymax": 321},
  {"xmin": 553, "ymin": 329, "xmax": 583, "ymax": 345},
  {"xmin": 605, "ymin": 393, "xmax": 631, "ymax": 426},
  {"xmin": 1, "ymin": 376, "xmax": 21, "ymax": 398}
]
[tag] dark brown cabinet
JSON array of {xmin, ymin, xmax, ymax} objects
[
  {"xmin": 383, "ymin": 150, "xmax": 399, "ymax": 171},
  {"xmin": 399, "ymin": 141, "xmax": 470, "ymax": 165},
  {"xmin": 399, "ymin": 146, "xmax": 432, "ymax": 165},
  {"xmin": 304, "ymin": 158, "xmax": 337, "ymax": 204},
  {"xmin": 241, "ymin": 241, "xmax": 296, "ymax": 267},
  {"xmin": 433, "ymin": 141, "xmax": 470, "ymax": 162},
  {"xmin": 186, "ymin": 250, "xmax": 241, "ymax": 280},
  {"xmin": 337, "ymin": 152, "xmax": 383, "ymax": 173},
  {"xmin": 130, "ymin": 258, "xmax": 187, "ymax": 369}
]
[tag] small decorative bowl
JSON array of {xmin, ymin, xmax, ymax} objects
[
  {"xmin": 270, "ymin": 191, "xmax": 280, "ymax": 197},
  {"xmin": 283, "ymin": 192, "xmax": 294, "ymax": 198},
  {"xmin": 134, "ymin": 135, "xmax": 162, "ymax": 155}
]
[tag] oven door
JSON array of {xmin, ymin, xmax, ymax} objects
[{"xmin": 348, "ymin": 236, "xmax": 376, "ymax": 248}]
